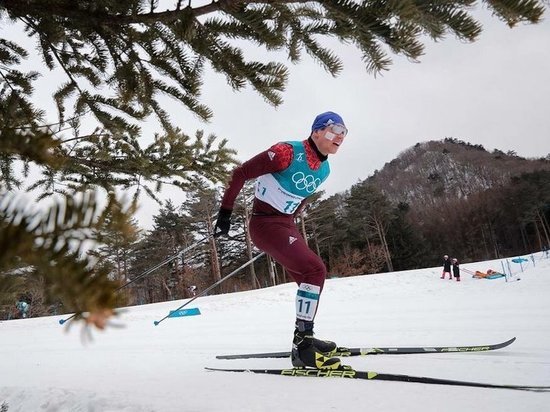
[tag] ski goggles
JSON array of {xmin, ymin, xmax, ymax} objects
[{"xmin": 325, "ymin": 123, "xmax": 348, "ymax": 137}]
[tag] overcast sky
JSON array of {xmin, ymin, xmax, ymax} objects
[{"xmin": 5, "ymin": 5, "xmax": 550, "ymax": 230}]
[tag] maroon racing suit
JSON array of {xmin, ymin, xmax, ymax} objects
[{"xmin": 221, "ymin": 138, "xmax": 329, "ymax": 294}]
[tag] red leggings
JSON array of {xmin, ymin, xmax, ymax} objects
[{"xmin": 249, "ymin": 215, "xmax": 327, "ymax": 289}]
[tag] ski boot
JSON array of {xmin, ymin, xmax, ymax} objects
[{"xmin": 291, "ymin": 322, "xmax": 341, "ymax": 369}]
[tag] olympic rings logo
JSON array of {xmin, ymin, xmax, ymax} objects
[{"xmin": 292, "ymin": 172, "xmax": 321, "ymax": 194}]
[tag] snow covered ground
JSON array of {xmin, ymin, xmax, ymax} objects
[{"xmin": 1, "ymin": 253, "xmax": 549, "ymax": 412}]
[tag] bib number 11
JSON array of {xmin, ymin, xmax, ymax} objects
[{"xmin": 295, "ymin": 283, "xmax": 320, "ymax": 321}]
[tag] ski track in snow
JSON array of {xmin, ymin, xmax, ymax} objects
[{"xmin": 1, "ymin": 253, "xmax": 549, "ymax": 411}]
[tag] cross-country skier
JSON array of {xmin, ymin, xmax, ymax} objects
[{"xmin": 215, "ymin": 111, "xmax": 348, "ymax": 370}]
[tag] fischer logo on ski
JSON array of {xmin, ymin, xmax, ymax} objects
[{"xmin": 281, "ymin": 368, "xmax": 357, "ymax": 378}]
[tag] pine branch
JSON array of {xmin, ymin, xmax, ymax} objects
[{"xmin": 0, "ymin": 191, "xmax": 136, "ymax": 327}]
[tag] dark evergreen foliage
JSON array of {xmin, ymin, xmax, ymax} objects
[{"xmin": 386, "ymin": 202, "xmax": 428, "ymax": 270}]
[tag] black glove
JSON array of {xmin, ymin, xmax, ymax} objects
[{"xmin": 214, "ymin": 207, "xmax": 232, "ymax": 237}]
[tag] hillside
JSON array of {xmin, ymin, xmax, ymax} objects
[{"xmin": 367, "ymin": 139, "xmax": 550, "ymax": 207}]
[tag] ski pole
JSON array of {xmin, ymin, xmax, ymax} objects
[
  {"xmin": 114, "ymin": 237, "xmax": 210, "ymax": 293},
  {"xmin": 58, "ymin": 237, "xmax": 210, "ymax": 325},
  {"xmin": 153, "ymin": 251, "xmax": 266, "ymax": 326}
]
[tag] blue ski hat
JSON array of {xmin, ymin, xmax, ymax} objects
[{"xmin": 311, "ymin": 111, "xmax": 345, "ymax": 132}]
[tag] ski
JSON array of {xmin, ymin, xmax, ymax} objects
[
  {"xmin": 216, "ymin": 337, "xmax": 516, "ymax": 360},
  {"xmin": 205, "ymin": 366, "xmax": 550, "ymax": 392}
]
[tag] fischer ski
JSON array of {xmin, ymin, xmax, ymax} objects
[
  {"xmin": 216, "ymin": 337, "xmax": 516, "ymax": 360},
  {"xmin": 205, "ymin": 366, "xmax": 550, "ymax": 392}
]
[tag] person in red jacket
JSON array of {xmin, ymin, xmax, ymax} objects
[{"xmin": 215, "ymin": 112, "xmax": 348, "ymax": 370}]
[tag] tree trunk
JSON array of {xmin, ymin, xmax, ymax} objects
[
  {"xmin": 313, "ymin": 232, "xmax": 321, "ymax": 256},
  {"xmin": 162, "ymin": 279, "xmax": 172, "ymax": 301},
  {"xmin": 520, "ymin": 223, "xmax": 530, "ymax": 254},
  {"xmin": 480, "ymin": 224, "xmax": 491, "ymax": 259},
  {"xmin": 267, "ymin": 255, "xmax": 276, "ymax": 286},
  {"xmin": 537, "ymin": 209, "xmax": 550, "ymax": 247},
  {"xmin": 533, "ymin": 218, "xmax": 543, "ymax": 251},
  {"xmin": 375, "ymin": 217, "xmax": 393, "ymax": 272},
  {"xmin": 116, "ymin": 246, "xmax": 122, "ymax": 281},
  {"xmin": 300, "ymin": 211, "xmax": 308, "ymax": 246},
  {"xmin": 488, "ymin": 221, "xmax": 500, "ymax": 259},
  {"xmin": 206, "ymin": 214, "xmax": 221, "ymax": 282},
  {"xmin": 243, "ymin": 200, "xmax": 260, "ymax": 289}
]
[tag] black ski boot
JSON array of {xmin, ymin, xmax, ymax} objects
[
  {"xmin": 291, "ymin": 322, "xmax": 341, "ymax": 369},
  {"xmin": 311, "ymin": 336, "xmax": 337, "ymax": 356}
]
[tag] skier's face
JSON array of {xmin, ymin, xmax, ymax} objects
[{"xmin": 312, "ymin": 125, "xmax": 347, "ymax": 155}]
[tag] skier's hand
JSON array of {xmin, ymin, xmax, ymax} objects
[{"xmin": 214, "ymin": 207, "xmax": 232, "ymax": 237}]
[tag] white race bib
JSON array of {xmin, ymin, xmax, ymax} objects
[
  {"xmin": 295, "ymin": 283, "xmax": 320, "ymax": 321},
  {"xmin": 255, "ymin": 174, "xmax": 305, "ymax": 214}
]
